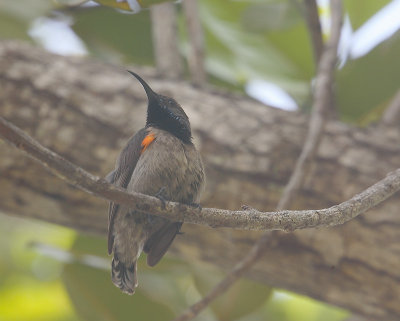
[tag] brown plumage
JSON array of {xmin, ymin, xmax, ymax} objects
[{"xmin": 106, "ymin": 71, "xmax": 205, "ymax": 294}]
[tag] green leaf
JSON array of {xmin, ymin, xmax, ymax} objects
[
  {"xmin": 192, "ymin": 265, "xmax": 272, "ymax": 321},
  {"xmin": 63, "ymin": 263, "xmax": 175, "ymax": 321},
  {"xmin": 344, "ymin": 0, "xmax": 392, "ymax": 29},
  {"xmin": 200, "ymin": 0, "xmax": 313, "ymax": 105},
  {"xmin": 72, "ymin": 7, "xmax": 154, "ymax": 64},
  {"xmin": 0, "ymin": 12, "xmax": 30, "ymax": 40},
  {"xmin": 242, "ymin": 2, "xmax": 301, "ymax": 31},
  {"xmin": 92, "ymin": 0, "xmax": 133, "ymax": 12},
  {"xmin": 68, "ymin": 234, "xmax": 107, "ymax": 256},
  {"xmin": 62, "ymin": 235, "xmax": 175, "ymax": 321},
  {"xmin": 264, "ymin": 291, "xmax": 349, "ymax": 321},
  {"xmin": 337, "ymin": 31, "xmax": 400, "ymax": 123},
  {"xmin": 92, "ymin": 0, "xmax": 179, "ymax": 12},
  {"xmin": 70, "ymin": 0, "xmax": 314, "ymax": 103}
]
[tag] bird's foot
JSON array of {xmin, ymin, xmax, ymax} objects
[
  {"xmin": 188, "ymin": 202, "xmax": 202, "ymax": 211},
  {"xmin": 241, "ymin": 204, "xmax": 255, "ymax": 211},
  {"xmin": 155, "ymin": 187, "xmax": 168, "ymax": 210}
]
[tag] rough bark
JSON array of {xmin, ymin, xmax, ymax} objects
[{"xmin": 1, "ymin": 41, "xmax": 400, "ymax": 320}]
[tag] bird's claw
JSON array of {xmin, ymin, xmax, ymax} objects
[
  {"xmin": 155, "ymin": 187, "xmax": 168, "ymax": 210},
  {"xmin": 189, "ymin": 202, "xmax": 202, "ymax": 211}
]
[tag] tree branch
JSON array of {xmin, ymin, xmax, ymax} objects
[
  {"xmin": 182, "ymin": 0, "xmax": 206, "ymax": 86},
  {"xmin": 150, "ymin": 2, "xmax": 183, "ymax": 78},
  {"xmin": 304, "ymin": 0, "xmax": 324, "ymax": 64},
  {"xmin": 1, "ymin": 114, "xmax": 399, "ymax": 232}
]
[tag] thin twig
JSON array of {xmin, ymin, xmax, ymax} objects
[
  {"xmin": 277, "ymin": 0, "xmax": 342, "ymax": 211},
  {"xmin": 1, "ymin": 113, "xmax": 399, "ymax": 231},
  {"xmin": 304, "ymin": 0, "xmax": 324, "ymax": 64},
  {"xmin": 150, "ymin": 2, "xmax": 183, "ymax": 78},
  {"xmin": 381, "ymin": 89, "xmax": 400, "ymax": 127},
  {"xmin": 182, "ymin": 0, "xmax": 206, "ymax": 86},
  {"xmin": 173, "ymin": 1, "xmax": 343, "ymax": 320},
  {"xmin": 173, "ymin": 232, "xmax": 272, "ymax": 321}
]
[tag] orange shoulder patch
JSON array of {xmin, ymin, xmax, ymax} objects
[{"xmin": 141, "ymin": 133, "xmax": 156, "ymax": 154}]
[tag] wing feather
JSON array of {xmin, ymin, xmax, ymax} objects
[
  {"xmin": 106, "ymin": 128, "xmax": 148, "ymax": 254},
  {"xmin": 144, "ymin": 222, "xmax": 183, "ymax": 266}
]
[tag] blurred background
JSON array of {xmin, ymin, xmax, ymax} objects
[{"xmin": 1, "ymin": 0, "xmax": 400, "ymax": 320}]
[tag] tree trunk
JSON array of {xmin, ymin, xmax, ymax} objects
[{"xmin": 1, "ymin": 41, "xmax": 400, "ymax": 320}]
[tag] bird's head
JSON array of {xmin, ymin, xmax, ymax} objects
[{"xmin": 128, "ymin": 71, "xmax": 192, "ymax": 143}]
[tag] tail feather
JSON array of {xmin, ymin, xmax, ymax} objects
[{"xmin": 111, "ymin": 256, "xmax": 138, "ymax": 295}]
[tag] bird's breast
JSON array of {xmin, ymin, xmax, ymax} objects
[{"xmin": 127, "ymin": 128, "xmax": 204, "ymax": 204}]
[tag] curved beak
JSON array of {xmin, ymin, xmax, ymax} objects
[{"xmin": 127, "ymin": 70, "xmax": 158, "ymax": 103}]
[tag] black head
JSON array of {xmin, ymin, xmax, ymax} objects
[{"xmin": 128, "ymin": 71, "xmax": 192, "ymax": 143}]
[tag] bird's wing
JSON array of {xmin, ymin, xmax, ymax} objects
[
  {"xmin": 144, "ymin": 222, "xmax": 183, "ymax": 267},
  {"xmin": 106, "ymin": 128, "xmax": 148, "ymax": 255}
]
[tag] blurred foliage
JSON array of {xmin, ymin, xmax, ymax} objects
[
  {"xmin": 344, "ymin": 0, "xmax": 391, "ymax": 29},
  {"xmin": 264, "ymin": 291, "xmax": 348, "ymax": 321},
  {"xmin": 92, "ymin": 0, "xmax": 175, "ymax": 11},
  {"xmin": 192, "ymin": 265, "xmax": 272, "ymax": 321},
  {"xmin": 0, "ymin": 216, "xmax": 348, "ymax": 321},
  {"xmin": 0, "ymin": 0, "xmax": 399, "ymax": 320},
  {"xmin": 62, "ymin": 235, "xmax": 175, "ymax": 321},
  {"xmin": 337, "ymin": 32, "xmax": 400, "ymax": 123},
  {"xmin": 0, "ymin": 216, "xmax": 77, "ymax": 321},
  {"xmin": 71, "ymin": 7, "xmax": 154, "ymax": 64},
  {"xmin": 60, "ymin": 234, "xmax": 348, "ymax": 321},
  {"xmin": 1, "ymin": 0, "xmax": 399, "ymax": 120},
  {"xmin": 199, "ymin": 0, "xmax": 313, "ymax": 103}
]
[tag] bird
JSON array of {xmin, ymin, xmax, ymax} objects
[{"xmin": 105, "ymin": 71, "xmax": 205, "ymax": 295}]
